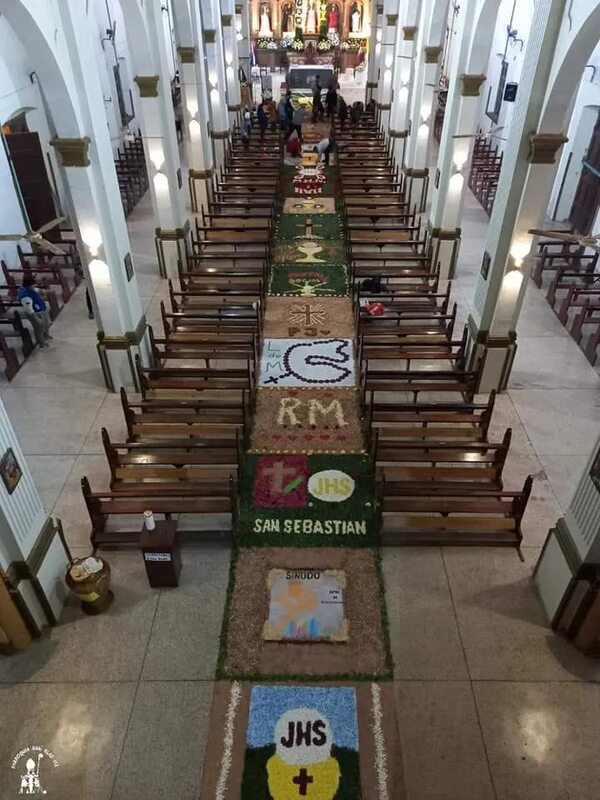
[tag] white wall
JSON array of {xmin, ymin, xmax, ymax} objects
[
  {"xmin": 477, "ymin": 0, "xmax": 534, "ymax": 150},
  {"xmin": 0, "ymin": 17, "xmax": 67, "ymax": 263},
  {"xmin": 548, "ymin": 40, "xmax": 600, "ymax": 223},
  {"xmin": 90, "ymin": 0, "xmax": 140, "ymax": 152}
]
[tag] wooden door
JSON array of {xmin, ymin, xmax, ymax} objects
[
  {"xmin": 570, "ymin": 110, "xmax": 600, "ymax": 235},
  {"xmin": 5, "ymin": 131, "xmax": 57, "ymax": 232}
]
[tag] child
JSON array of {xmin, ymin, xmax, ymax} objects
[{"xmin": 17, "ymin": 274, "xmax": 52, "ymax": 348}]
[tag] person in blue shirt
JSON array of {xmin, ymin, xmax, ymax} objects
[{"xmin": 17, "ymin": 274, "xmax": 52, "ymax": 348}]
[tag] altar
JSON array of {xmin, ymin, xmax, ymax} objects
[{"xmin": 251, "ymin": 0, "xmax": 371, "ymax": 64}]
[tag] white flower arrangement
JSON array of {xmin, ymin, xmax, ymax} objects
[
  {"xmin": 317, "ymin": 38, "xmax": 331, "ymax": 51},
  {"xmin": 281, "ymin": 34, "xmax": 295, "ymax": 48},
  {"xmin": 327, "ymin": 31, "xmax": 340, "ymax": 47},
  {"xmin": 340, "ymin": 41, "xmax": 350, "ymax": 50},
  {"xmin": 256, "ymin": 38, "xmax": 278, "ymax": 49},
  {"xmin": 292, "ymin": 38, "xmax": 305, "ymax": 50}
]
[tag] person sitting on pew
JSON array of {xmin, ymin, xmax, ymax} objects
[{"xmin": 17, "ymin": 274, "xmax": 52, "ymax": 349}]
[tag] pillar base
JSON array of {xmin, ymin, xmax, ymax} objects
[
  {"xmin": 402, "ymin": 166, "xmax": 429, "ymax": 213},
  {"xmin": 155, "ymin": 221, "xmax": 191, "ymax": 278},
  {"xmin": 96, "ymin": 316, "xmax": 150, "ymax": 392},
  {"xmin": 4, "ymin": 517, "xmax": 71, "ymax": 635},
  {"xmin": 429, "ymin": 227, "xmax": 461, "ymax": 279},
  {"xmin": 534, "ymin": 518, "xmax": 582, "ymax": 625},
  {"xmin": 466, "ymin": 314, "xmax": 518, "ymax": 392},
  {"xmin": 189, "ymin": 168, "xmax": 214, "ymax": 213}
]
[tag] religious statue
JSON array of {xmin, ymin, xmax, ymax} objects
[
  {"xmin": 327, "ymin": 3, "xmax": 340, "ymax": 32},
  {"xmin": 306, "ymin": 0, "xmax": 318, "ymax": 34},
  {"xmin": 258, "ymin": 2, "xmax": 272, "ymax": 36},
  {"xmin": 350, "ymin": 2, "xmax": 362, "ymax": 33},
  {"xmin": 281, "ymin": 2, "xmax": 294, "ymax": 33}
]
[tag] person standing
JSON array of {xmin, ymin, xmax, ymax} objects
[
  {"xmin": 290, "ymin": 104, "xmax": 305, "ymax": 141},
  {"xmin": 338, "ymin": 95, "xmax": 348, "ymax": 132},
  {"xmin": 325, "ymin": 84, "xmax": 338, "ymax": 119},
  {"xmin": 312, "ymin": 76, "xmax": 324, "ymax": 122},
  {"xmin": 257, "ymin": 100, "xmax": 269, "ymax": 143},
  {"xmin": 277, "ymin": 94, "xmax": 289, "ymax": 134},
  {"xmin": 266, "ymin": 96, "xmax": 278, "ymax": 132},
  {"xmin": 17, "ymin": 274, "xmax": 52, "ymax": 348},
  {"xmin": 241, "ymin": 109, "xmax": 252, "ymax": 149}
]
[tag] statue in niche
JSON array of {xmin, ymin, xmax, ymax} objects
[
  {"xmin": 350, "ymin": 2, "xmax": 362, "ymax": 33},
  {"xmin": 258, "ymin": 2, "xmax": 273, "ymax": 35},
  {"xmin": 306, "ymin": 0, "xmax": 318, "ymax": 34},
  {"xmin": 281, "ymin": 2, "xmax": 294, "ymax": 33},
  {"xmin": 327, "ymin": 3, "xmax": 340, "ymax": 32}
]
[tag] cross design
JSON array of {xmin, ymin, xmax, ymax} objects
[
  {"xmin": 262, "ymin": 460, "xmax": 299, "ymax": 493},
  {"xmin": 289, "ymin": 303, "xmax": 326, "ymax": 327},
  {"xmin": 292, "ymin": 767, "xmax": 314, "ymax": 796}
]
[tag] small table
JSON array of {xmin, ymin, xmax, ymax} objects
[{"xmin": 139, "ymin": 521, "xmax": 181, "ymax": 588}]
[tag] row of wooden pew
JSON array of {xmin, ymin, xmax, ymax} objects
[
  {"xmin": 468, "ymin": 134, "xmax": 503, "ymax": 216},
  {"xmin": 0, "ymin": 240, "xmax": 82, "ymax": 380},
  {"xmin": 115, "ymin": 132, "xmax": 148, "ymax": 217},
  {"xmin": 336, "ymin": 112, "xmax": 533, "ymax": 553},
  {"xmin": 82, "ymin": 126, "xmax": 282, "ymax": 546},
  {"xmin": 533, "ymin": 239, "xmax": 600, "ymax": 366}
]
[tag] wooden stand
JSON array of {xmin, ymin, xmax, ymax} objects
[
  {"xmin": 0, "ymin": 575, "xmax": 31, "ymax": 650},
  {"xmin": 140, "ymin": 521, "xmax": 181, "ymax": 588}
]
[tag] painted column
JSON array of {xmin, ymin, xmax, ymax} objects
[
  {"xmin": 236, "ymin": 1, "xmax": 252, "ymax": 75},
  {"xmin": 201, "ymin": 0, "xmax": 231, "ymax": 169},
  {"xmin": 534, "ymin": 436, "xmax": 600, "ymax": 637},
  {"xmin": 403, "ymin": 0, "xmax": 449, "ymax": 211},
  {"xmin": 56, "ymin": 0, "xmax": 151, "ymax": 391},
  {"xmin": 366, "ymin": 4, "xmax": 383, "ymax": 103},
  {"xmin": 375, "ymin": 3, "xmax": 397, "ymax": 132},
  {"xmin": 427, "ymin": 0, "xmax": 485, "ymax": 278},
  {"xmin": 466, "ymin": 0, "xmax": 569, "ymax": 392},
  {"xmin": 0, "ymin": 397, "xmax": 70, "ymax": 635},
  {"xmin": 389, "ymin": 23, "xmax": 419, "ymax": 164},
  {"xmin": 134, "ymin": 0, "xmax": 189, "ymax": 279},
  {"xmin": 221, "ymin": 0, "xmax": 242, "ymax": 128},
  {"xmin": 171, "ymin": 0, "xmax": 215, "ymax": 213}
]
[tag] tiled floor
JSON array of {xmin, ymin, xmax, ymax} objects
[{"xmin": 1, "ymin": 178, "xmax": 600, "ymax": 798}]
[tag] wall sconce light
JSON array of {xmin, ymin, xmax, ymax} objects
[
  {"xmin": 418, "ymin": 122, "xmax": 429, "ymax": 139},
  {"xmin": 149, "ymin": 142, "xmax": 165, "ymax": 172},
  {"xmin": 210, "ymin": 87, "xmax": 220, "ymax": 104},
  {"xmin": 88, "ymin": 258, "xmax": 111, "ymax": 288},
  {"xmin": 189, "ymin": 119, "xmax": 201, "ymax": 139},
  {"xmin": 453, "ymin": 150, "xmax": 468, "ymax": 172},
  {"xmin": 81, "ymin": 225, "xmax": 102, "ymax": 258},
  {"xmin": 187, "ymin": 99, "xmax": 199, "ymax": 118},
  {"xmin": 398, "ymin": 86, "xmax": 409, "ymax": 103},
  {"xmin": 226, "ymin": 65, "xmax": 234, "ymax": 81},
  {"xmin": 502, "ymin": 265, "xmax": 524, "ymax": 292},
  {"xmin": 209, "ymin": 73, "xmax": 218, "ymax": 89},
  {"xmin": 449, "ymin": 172, "xmax": 464, "ymax": 194},
  {"xmin": 420, "ymin": 104, "xmax": 430, "ymax": 123},
  {"xmin": 509, "ymin": 238, "xmax": 531, "ymax": 267}
]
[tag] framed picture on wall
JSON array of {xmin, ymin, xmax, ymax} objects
[{"xmin": 0, "ymin": 448, "xmax": 22, "ymax": 495}]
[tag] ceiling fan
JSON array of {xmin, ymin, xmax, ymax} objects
[
  {"xmin": 528, "ymin": 228, "xmax": 600, "ymax": 254},
  {"xmin": 0, "ymin": 217, "xmax": 67, "ymax": 256}
]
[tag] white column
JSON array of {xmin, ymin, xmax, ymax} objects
[
  {"xmin": 427, "ymin": 0, "xmax": 484, "ymax": 278},
  {"xmin": 56, "ymin": 0, "xmax": 150, "ymax": 391},
  {"xmin": 467, "ymin": 0, "xmax": 569, "ymax": 392},
  {"xmin": 221, "ymin": 0, "xmax": 242, "ymax": 128},
  {"xmin": 375, "ymin": 3, "xmax": 397, "ymax": 132},
  {"xmin": 132, "ymin": 0, "xmax": 188, "ymax": 279},
  {"xmin": 171, "ymin": 0, "xmax": 215, "ymax": 212},
  {"xmin": 236, "ymin": 1, "xmax": 251, "ymax": 74},
  {"xmin": 389, "ymin": 20, "xmax": 420, "ymax": 164},
  {"xmin": 0, "ymin": 398, "xmax": 70, "ymax": 632},
  {"xmin": 534, "ymin": 436, "xmax": 600, "ymax": 633},
  {"xmin": 201, "ymin": 0, "xmax": 231, "ymax": 169},
  {"xmin": 404, "ymin": 0, "xmax": 449, "ymax": 211},
  {"xmin": 366, "ymin": 4, "xmax": 383, "ymax": 103}
]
